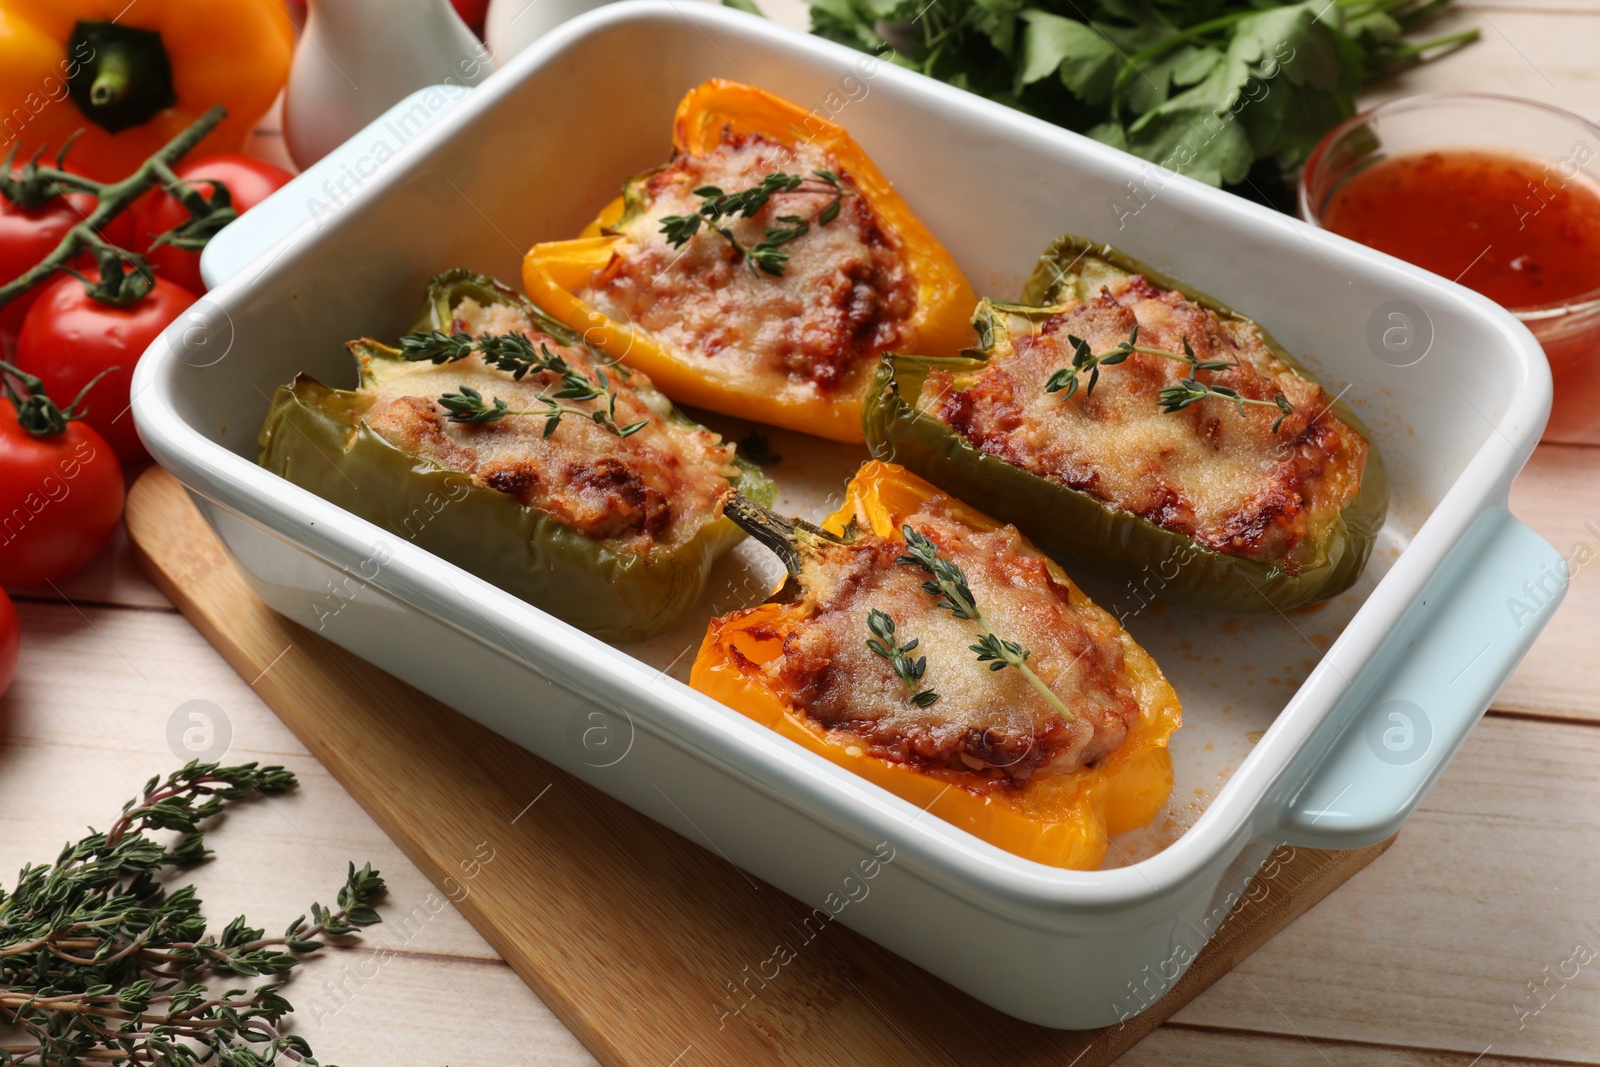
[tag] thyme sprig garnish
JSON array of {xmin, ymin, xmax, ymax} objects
[
  {"xmin": 659, "ymin": 170, "xmax": 848, "ymax": 277},
  {"xmin": 1045, "ymin": 324, "xmax": 1294, "ymax": 432},
  {"xmin": 896, "ymin": 526, "xmax": 1073, "ymax": 723},
  {"xmin": 437, "ymin": 383, "xmax": 647, "ymax": 438},
  {"xmin": 865, "ymin": 608, "xmax": 940, "ymax": 709},
  {"xmin": 1158, "ymin": 377, "xmax": 1295, "ymax": 431},
  {"xmin": 399, "ymin": 330, "xmax": 648, "ymax": 439},
  {"xmin": 400, "ymin": 329, "xmax": 570, "ymax": 380},
  {"xmin": 0, "ymin": 761, "xmax": 384, "ymax": 1066}
]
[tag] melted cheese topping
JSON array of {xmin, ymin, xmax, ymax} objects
[
  {"xmin": 920, "ymin": 276, "xmax": 1368, "ymax": 569},
  {"xmin": 583, "ymin": 130, "xmax": 916, "ymax": 401},
  {"xmin": 765, "ymin": 500, "xmax": 1140, "ymax": 782},
  {"xmin": 358, "ymin": 298, "xmax": 737, "ymax": 554}
]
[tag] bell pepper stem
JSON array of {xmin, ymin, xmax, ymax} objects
[
  {"xmin": 722, "ymin": 494, "xmax": 842, "ymax": 578},
  {"xmin": 0, "ymin": 105, "xmax": 227, "ymax": 312},
  {"xmin": 89, "ymin": 49, "xmax": 133, "ymax": 107}
]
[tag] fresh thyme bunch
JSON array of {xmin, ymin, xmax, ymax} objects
[{"xmin": 0, "ymin": 761, "xmax": 384, "ymax": 1066}]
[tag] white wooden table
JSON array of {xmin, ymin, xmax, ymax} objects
[{"xmin": 4, "ymin": 4, "xmax": 1600, "ymax": 1063}]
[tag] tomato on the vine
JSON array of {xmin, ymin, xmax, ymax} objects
[
  {"xmin": 1, "ymin": 164, "xmax": 136, "ymax": 352},
  {"xmin": 15, "ymin": 268, "xmax": 198, "ymax": 463},
  {"xmin": 135, "ymin": 155, "xmax": 293, "ymax": 293},
  {"xmin": 0, "ymin": 363, "xmax": 124, "ymax": 589}
]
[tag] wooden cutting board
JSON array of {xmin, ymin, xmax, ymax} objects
[{"xmin": 125, "ymin": 465, "xmax": 1394, "ymax": 1067}]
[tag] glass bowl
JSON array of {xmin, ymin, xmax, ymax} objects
[{"xmin": 1299, "ymin": 92, "xmax": 1600, "ymax": 445}]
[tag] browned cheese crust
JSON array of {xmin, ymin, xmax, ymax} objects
[
  {"xmin": 358, "ymin": 298, "xmax": 737, "ymax": 554},
  {"xmin": 919, "ymin": 275, "xmax": 1369, "ymax": 571},
  {"xmin": 762, "ymin": 499, "xmax": 1141, "ymax": 784},
  {"xmin": 584, "ymin": 129, "xmax": 916, "ymax": 399}
]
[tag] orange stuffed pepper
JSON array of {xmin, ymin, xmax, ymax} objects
[
  {"xmin": 691, "ymin": 461, "xmax": 1182, "ymax": 870},
  {"xmin": 523, "ymin": 80, "xmax": 976, "ymax": 443}
]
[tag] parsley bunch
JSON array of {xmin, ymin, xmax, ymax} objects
[{"xmin": 800, "ymin": 0, "xmax": 1475, "ymax": 191}]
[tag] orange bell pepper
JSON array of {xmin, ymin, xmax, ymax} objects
[
  {"xmin": 523, "ymin": 79, "xmax": 977, "ymax": 444},
  {"xmin": 690, "ymin": 461, "xmax": 1182, "ymax": 870},
  {"xmin": 0, "ymin": 0, "xmax": 292, "ymax": 180}
]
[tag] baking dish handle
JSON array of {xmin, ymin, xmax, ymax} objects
[{"xmin": 1274, "ymin": 509, "xmax": 1565, "ymax": 849}]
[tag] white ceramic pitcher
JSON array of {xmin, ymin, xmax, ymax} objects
[{"xmin": 284, "ymin": 0, "xmax": 494, "ymax": 169}]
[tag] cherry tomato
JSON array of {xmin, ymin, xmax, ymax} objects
[
  {"xmin": 135, "ymin": 155, "xmax": 293, "ymax": 293},
  {"xmin": 2, "ymin": 178, "xmax": 89, "ymax": 353},
  {"xmin": 1, "ymin": 166, "xmax": 137, "ymax": 353},
  {"xmin": 0, "ymin": 587, "xmax": 16, "ymax": 700},
  {"xmin": 452, "ymin": 0, "xmax": 489, "ymax": 35},
  {"xmin": 0, "ymin": 389, "xmax": 124, "ymax": 589},
  {"xmin": 15, "ymin": 269, "xmax": 198, "ymax": 463}
]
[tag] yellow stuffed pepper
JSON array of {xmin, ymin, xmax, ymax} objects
[
  {"xmin": 691, "ymin": 462, "xmax": 1181, "ymax": 870},
  {"xmin": 523, "ymin": 79, "xmax": 976, "ymax": 443}
]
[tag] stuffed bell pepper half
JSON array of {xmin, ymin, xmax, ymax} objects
[
  {"xmin": 258, "ymin": 269, "xmax": 773, "ymax": 642},
  {"xmin": 863, "ymin": 235, "xmax": 1389, "ymax": 612},
  {"xmin": 523, "ymin": 79, "xmax": 976, "ymax": 443},
  {"xmin": 691, "ymin": 461, "xmax": 1181, "ymax": 870}
]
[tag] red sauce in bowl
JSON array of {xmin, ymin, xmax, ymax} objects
[
  {"xmin": 1323, "ymin": 149, "xmax": 1600, "ymax": 443},
  {"xmin": 1322, "ymin": 150, "xmax": 1600, "ymax": 308}
]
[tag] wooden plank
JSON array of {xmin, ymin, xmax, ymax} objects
[
  {"xmin": 1362, "ymin": 8, "xmax": 1600, "ymax": 122},
  {"xmin": 1500, "ymin": 444, "xmax": 1600, "ymax": 723},
  {"xmin": 0, "ymin": 601, "xmax": 508, "ymax": 966},
  {"xmin": 122, "ymin": 464, "xmax": 1394, "ymax": 1067},
  {"xmin": 7, "ymin": 612, "xmax": 1595, "ymax": 1067},
  {"xmin": 1124, "ymin": 1026, "xmax": 1564, "ymax": 1067},
  {"xmin": 7, "ymin": 521, "xmax": 179, "ymax": 612},
  {"xmin": 1172, "ymin": 713, "xmax": 1600, "ymax": 1063}
]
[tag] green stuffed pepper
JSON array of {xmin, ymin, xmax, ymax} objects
[
  {"xmin": 259, "ymin": 269, "xmax": 774, "ymax": 641},
  {"xmin": 862, "ymin": 235, "xmax": 1388, "ymax": 614}
]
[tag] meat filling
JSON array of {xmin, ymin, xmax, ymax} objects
[
  {"xmin": 584, "ymin": 129, "xmax": 917, "ymax": 399},
  {"xmin": 920, "ymin": 275, "xmax": 1368, "ymax": 570},
  {"xmin": 359, "ymin": 298, "xmax": 738, "ymax": 553},
  {"xmin": 766, "ymin": 500, "xmax": 1142, "ymax": 784}
]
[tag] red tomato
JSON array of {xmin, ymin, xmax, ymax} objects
[
  {"xmin": 1, "ymin": 166, "xmax": 137, "ymax": 353},
  {"xmin": 2, "ymin": 182, "xmax": 89, "ymax": 353},
  {"xmin": 0, "ymin": 393, "xmax": 124, "ymax": 589},
  {"xmin": 135, "ymin": 155, "xmax": 293, "ymax": 293},
  {"xmin": 15, "ymin": 269, "xmax": 198, "ymax": 463},
  {"xmin": 0, "ymin": 587, "xmax": 16, "ymax": 700},
  {"xmin": 452, "ymin": 0, "xmax": 489, "ymax": 35}
]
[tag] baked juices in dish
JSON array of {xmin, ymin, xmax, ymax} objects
[
  {"xmin": 865, "ymin": 235, "xmax": 1388, "ymax": 613},
  {"xmin": 692, "ymin": 462, "xmax": 1181, "ymax": 870},
  {"xmin": 524, "ymin": 79, "xmax": 976, "ymax": 443}
]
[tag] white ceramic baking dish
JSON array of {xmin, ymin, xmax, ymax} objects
[{"xmin": 132, "ymin": 2, "xmax": 1567, "ymax": 1029}]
